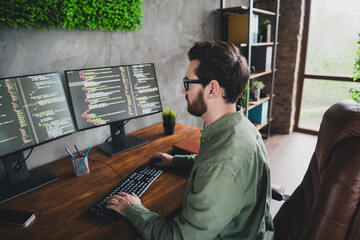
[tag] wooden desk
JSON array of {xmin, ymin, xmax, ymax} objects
[{"xmin": 0, "ymin": 123, "xmax": 201, "ymax": 240}]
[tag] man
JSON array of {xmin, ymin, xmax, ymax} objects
[{"xmin": 106, "ymin": 41, "xmax": 274, "ymax": 239}]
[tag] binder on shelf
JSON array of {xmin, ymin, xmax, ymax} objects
[
  {"xmin": 228, "ymin": 14, "xmax": 259, "ymax": 44},
  {"xmin": 251, "ymin": 46, "xmax": 272, "ymax": 72},
  {"xmin": 248, "ymin": 100, "xmax": 268, "ymax": 124}
]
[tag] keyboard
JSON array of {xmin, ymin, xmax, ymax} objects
[{"xmin": 85, "ymin": 166, "xmax": 163, "ymax": 224}]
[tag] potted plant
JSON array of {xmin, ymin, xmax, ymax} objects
[
  {"xmin": 258, "ymin": 16, "xmax": 271, "ymax": 42},
  {"xmin": 162, "ymin": 109, "xmax": 178, "ymax": 135},
  {"xmin": 253, "ymin": 81, "xmax": 265, "ymax": 101}
]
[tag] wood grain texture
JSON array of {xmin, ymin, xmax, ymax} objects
[{"xmin": 0, "ymin": 123, "xmax": 201, "ymax": 240}]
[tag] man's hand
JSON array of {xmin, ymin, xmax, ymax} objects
[
  {"xmin": 151, "ymin": 152, "xmax": 174, "ymax": 167},
  {"xmin": 106, "ymin": 192, "xmax": 141, "ymax": 216}
]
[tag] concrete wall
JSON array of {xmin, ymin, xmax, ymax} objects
[{"xmin": 0, "ymin": 0, "xmax": 221, "ymax": 169}]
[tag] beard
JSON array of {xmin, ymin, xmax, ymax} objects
[{"xmin": 186, "ymin": 91, "xmax": 207, "ymax": 117}]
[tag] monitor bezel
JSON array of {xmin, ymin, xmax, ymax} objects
[
  {"xmin": 64, "ymin": 63, "xmax": 163, "ymax": 132},
  {"xmin": 0, "ymin": 71, "xmax": 76, "ymax": 158}
]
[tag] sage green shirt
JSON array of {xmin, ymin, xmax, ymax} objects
[{"xmin": 127, "ymin": 110, "xmax": 274, "ymax": 240}]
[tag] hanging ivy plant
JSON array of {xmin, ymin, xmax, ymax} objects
[{"xmin": 0, "ymin": 0, "xmax": 143, "ymax": 31}]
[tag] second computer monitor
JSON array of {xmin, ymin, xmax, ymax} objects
[
  {"xmin": 65, "ymin": 63, "xmax": 162, "ymax": 131},
  {"xmin": 65, "ymin": 63, "xmax": 162, "ymax": 156}
]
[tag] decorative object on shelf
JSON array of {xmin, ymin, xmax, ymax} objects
[
  {"xmin": 349, "ymin": 33, "xmax": 360, "ymax": 103},
  {"xmin": 0, "ymin": 0, "xmax": 143, "ymax": 31},
  {"xmin": 253, "ymin": 81, "xmax": 265, "ymax": 101},
  {"xmin": 162, "ymin": 109, "xmax": 178, "ymax": 135},
  {"xmin": 258, "ymin": 16, "xmax": 271, "ymax": 43}
]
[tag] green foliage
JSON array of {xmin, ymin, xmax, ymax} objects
[
  {"xmin": 349, "ymin": 33, "xmax": 360, "ymax": 103},
  {"xmin": 238, "ymin": 85, "xmax": 250, "ymax": 109},
  {"xmin": 258, "ymin": 16, "xmax": 270, "ymax": 37},
  {"xmin": 0, "ymin": 0, "xmax": 143, "ymax": 31},
  {"xmin": 253, "ymin": 81, "xmax": 265, "ymax": 90},
  {"xmin": 352, "ymin": 33, "xmax": 360, "ymax": 81},
  {"xmin": 349, "ymin": 87, "xmax": 360, "ymax": 103},
  {"xmin": 162, "ymin": 109, "xmax": 178, "ymax": 125}
]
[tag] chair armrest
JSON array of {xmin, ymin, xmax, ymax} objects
[{"xmin": 272, "ymin": 184, "xmax": 289, "ymax": 201}]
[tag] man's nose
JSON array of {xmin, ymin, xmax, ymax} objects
[{"xmin": 182, "ymin": 87, "xmax": 187, "ymax": 94}]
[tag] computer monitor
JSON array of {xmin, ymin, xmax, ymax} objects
[
  {"xmin": 0, "ymin": 72, "xmax": 76, "ymax": 203},
  {"xmin": 65, "ymin": 63, "xmax": 162, "ymax": 156}
]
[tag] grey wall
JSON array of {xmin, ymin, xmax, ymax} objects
[{"xmin": 0, "ymin": 0, "xmax": 221, "ymax": 169}]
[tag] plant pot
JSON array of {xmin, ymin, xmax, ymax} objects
[
  {"xmin": 163, "ymin": 122, "xmax": 176, "ymax": 135},
  {"xmin": 254, "ymin": 89, "xmax": 260, "ymax": 101}
]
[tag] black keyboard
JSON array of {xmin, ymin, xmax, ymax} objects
[{"xmin": 85, "ymin": 166, "xmax": 163, "ymax": 224}]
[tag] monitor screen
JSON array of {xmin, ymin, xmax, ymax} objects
[
  {"xmin": 0, "ymin": 72, "xmax": 76, "ymax": 203},
  {"xmin": 65, "ymin": 63, "xmax": 162, "ymax": 156},
  {"xmin": 0, "ymin": 72, "xmax": 76, "ymax": 157},
  {"xmin": 65, "ymin": 63, "xmax": 162, "ymax": 131}
]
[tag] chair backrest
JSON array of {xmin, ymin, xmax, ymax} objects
[{"xmin": 273, "ymin": 100, "xmax": 360, "ymax": 240}]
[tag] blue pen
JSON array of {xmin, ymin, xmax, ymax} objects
[
  {"xmin": 79, "ymin": 147, "xmax": 91, "ymax": 174},
  {"xmin": 84, "ymin": 147, "xmax": 91, "ymax": 157},
  {"xmin": 65, "ymin": 148, "xmax": 77, "ymax": 161}
]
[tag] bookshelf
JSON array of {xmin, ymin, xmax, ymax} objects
[{"xmin": 218, "ymin": 0, "xmax": 280, "ymax": 138}]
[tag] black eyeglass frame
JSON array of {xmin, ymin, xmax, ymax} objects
[{"xmin": 183, "ymin": 77, "xmax": 202, "ymax": 91}]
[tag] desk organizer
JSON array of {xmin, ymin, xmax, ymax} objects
[{"xmin": 71, "ymin": 153, "xmax": 89, "ymax": 176}]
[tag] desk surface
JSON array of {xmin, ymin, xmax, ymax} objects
[{"xmin": 0, "ymin": 123, "xmax": 201, "ymax": 240}]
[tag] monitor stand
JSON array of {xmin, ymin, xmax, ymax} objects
[
  {"xmin": 97, "ymin": 121, "xmax": 148, "ymax": 157},
  {"xmin": 0, "ymin": 152, "xmax": 58, "ymax": 204}
]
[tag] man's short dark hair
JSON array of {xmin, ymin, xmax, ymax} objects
[{"xmin": 187, "ymin": 41, "xmax": 250, "ymax": 103}]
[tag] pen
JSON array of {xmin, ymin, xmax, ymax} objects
[
  {"xmin": 74, "ymin": 145, "xmax": 81, "ymax": 157},
  {"xmin": 79, "ymin": 147, "xmax": 91, "ymax": 174},
  {"xmin": 65, "ymin": 148, "xmax": 77, "ymax": 161},
  {"xmin": 84, "ymin": 147, "xmax": 91, "ymax": 158}
]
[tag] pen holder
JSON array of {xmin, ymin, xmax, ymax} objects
[{"xmin": 71, "ymin": 153, "xmax": 89, "ymax": 176}]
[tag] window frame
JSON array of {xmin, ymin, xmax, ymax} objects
[{"xmin": 294, "ymin": 0, "xmax": 355, "ymax": 135}]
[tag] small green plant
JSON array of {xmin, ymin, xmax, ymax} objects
[
  {"xmin": 258, "ymin": 16, "xmax": 271, "ymax": 37},
  {"xmin": 349, "ymin": 33, "xmax": 360, "ymax": 103},
  {"xmin": 162, "ymin": 109, "xmax": 178, "ymax": 125},
  {"xmin": 258, "ymin": 16, "xmax": 271, "ymax": 42},
  {"xmin": 238, "ymin": 85, "xmax": 250, "ymax": 108},
  {"xmin": 253, "ymin": 81, "xmax": 265, "ymax": 90}
]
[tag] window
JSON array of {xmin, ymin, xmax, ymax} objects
[{"xmin": 296, "ymin": 0, "xmax": 360, "ymax": 133}]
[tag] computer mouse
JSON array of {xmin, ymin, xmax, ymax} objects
[{"xmin": 148, "ymin": 157, "xmax": 162, "ymax": 167}]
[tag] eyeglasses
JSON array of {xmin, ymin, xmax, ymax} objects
[{"xmin": 183, "ymin": 77, "xmax": 202, "ymax": 91}]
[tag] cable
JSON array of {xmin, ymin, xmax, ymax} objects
[
  {"xmin": 14, "ymin": 148, "xmax": 34, "ymax": 171},
  {"xmin": 104, "ymin": 120, "xmax": 130, "ymax": 143},
  {"xmin": 88, "ymin": 157, "xmax": 122, "ymax": 179}
]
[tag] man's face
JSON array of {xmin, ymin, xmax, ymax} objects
[{"xmin": 183, "ymin": 60, "xmax": 207, "ymax": 117}]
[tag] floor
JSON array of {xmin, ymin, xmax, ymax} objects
[{"xmin": 263, "ymin": 132, "xmax": 318, "ymax": 217}]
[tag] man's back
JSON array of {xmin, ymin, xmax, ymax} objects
[{"xmin": 173, "ymin": 110, "xmax": 274, "ymax": 239}]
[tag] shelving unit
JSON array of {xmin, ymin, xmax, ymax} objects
[{"xmin": 218, "ymin": 0, "xmax": 280, "ymax": 138}]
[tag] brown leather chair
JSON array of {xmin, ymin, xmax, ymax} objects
[{"xmin": 273, "ymin": 100, "xmax": 360, "ymax": 240}]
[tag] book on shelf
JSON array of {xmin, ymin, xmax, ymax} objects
[
  {"xmin": 252, "ymin": 46, "xmax": 272, "ymax": 72},
  {"xmin": 228, "ymin": 14, "xmax": 259, "ymax": 44}
]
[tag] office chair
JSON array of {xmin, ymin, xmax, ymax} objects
[{"xmin": 272, "ymin": 100, "xmax": 360, "ymax": 240}]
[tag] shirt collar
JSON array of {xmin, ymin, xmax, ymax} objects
[{"xmin": 201, "ymin": 109, "xmax": 244, "ymax": 142}]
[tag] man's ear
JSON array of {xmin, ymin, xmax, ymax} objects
[{"xmin": 207, "ymin": 80, "xmax": 222, "ymax": 99}]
